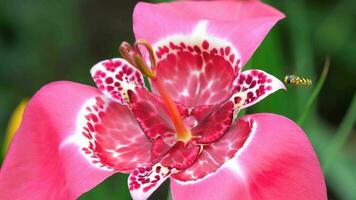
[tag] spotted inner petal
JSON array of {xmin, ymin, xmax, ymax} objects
[
  {"xmin": 161, "ymin": 142, "xmax": 201, "ymax": 170},
  {"xmin": 91, "ymin": 58, "xmax": 144, "ymax": 105},
  {"xmin": 128, "ymin": 87, "xmax": 187, "ymax": 140},
  {"xmin": 191, "ymin": 101, "xmax": 234, "ymax": 144},
  {"xmin": 152, "ymin": 36, "xmax": 241, "ymax": 108},
  {"xmin": 232, "ymin": 69, "xmax": 285, "ymax": 109},
  {"xmin": 151, "ymin": 136, "xmax": 173, "ymax": 164},
  {"xmin": 190, "ymin": 105, "xmax": 215, "ymax": 122},
  {"xmin": 128, "ymin": 163, "xmax": 176, "ymax": 200},
  {"xmin": 76, "ymin": 95, "xmax": 152, "ymax": 171}
]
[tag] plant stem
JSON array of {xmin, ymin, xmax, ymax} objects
[{"xmin": 297, "ymin": 57, "xmax": 330, "ymax": 125}]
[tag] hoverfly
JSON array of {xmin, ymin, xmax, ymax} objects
[{"xmin": 284, "ymin": 75, "xmax": 312, "ymax": 86}]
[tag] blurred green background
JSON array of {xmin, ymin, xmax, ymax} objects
[{"xmin": 0, "ymin": 0, "xmax": 355, "ymax": 199}]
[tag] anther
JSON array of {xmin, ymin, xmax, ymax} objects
[
  {"xmin": 119, "ymin": 42, "xmax": 138, "ymax": 67},
  {"xmin": 119, "ymin": 39, "xmax": 157, "ymax": 78}
]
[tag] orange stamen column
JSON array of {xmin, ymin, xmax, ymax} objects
[
  {"xmin": 151, "ymin": 77, "xmax": 192, "ymax": 142},
  {"xmin": 120, "ymin": 39, "xmax": 191, "ymax": 142}
]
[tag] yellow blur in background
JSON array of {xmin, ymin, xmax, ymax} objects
[{"xmin": 3, "ymin": 100, "xmax": 28, "ymax": 155}]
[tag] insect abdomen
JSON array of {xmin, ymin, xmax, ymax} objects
[{"xmin": 284, "ymin": 75, "xmax": 312, "ymax": 86}]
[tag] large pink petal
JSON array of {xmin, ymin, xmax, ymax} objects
[
  {"xmin": 0, "ymin": 81, "xmax": 146, "ymax": 199},
  {"xmin": 171, "ymin": 113, "xmax": 326, "ymax": 200},
  {"xmin": 133, "ymin": 0, "xmax": 284, "ymax": 66}
]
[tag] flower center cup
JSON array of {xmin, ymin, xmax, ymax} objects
[{"xmin": 100, "ymin": 38, "xmax": 252, "ymax": 181}]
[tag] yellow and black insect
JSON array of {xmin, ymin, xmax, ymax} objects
[{"xmin": 284, "ymin": 75, "xmax": 312, "ymax": 86}]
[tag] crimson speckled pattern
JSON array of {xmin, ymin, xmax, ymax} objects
[
  {"xmin": 80, "ymin": 96, "xmax": 152, "ymax": 171},
  {"xmin": 232, "ymin": 69, "xmax": 284, "ymax": 109},
  {"xmin": 91, "ymin": 58, "xmax": 144, "ymax": 104},
  {"xmin": 128, "ymin": 164, "xmax": 173, "ymax": 199},
  {"xmin": 153, "ymin": 39, "xmax": 240, "ymax": 108}
]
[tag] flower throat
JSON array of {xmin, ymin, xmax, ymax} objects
[{"xmin": 119, "ymin": 39, "xmax": 192, "ymax": 142}]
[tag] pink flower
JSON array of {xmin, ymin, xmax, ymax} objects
[{"xmin": 0, "ymin": 1, "xmax": 326, "ymax": 200}]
